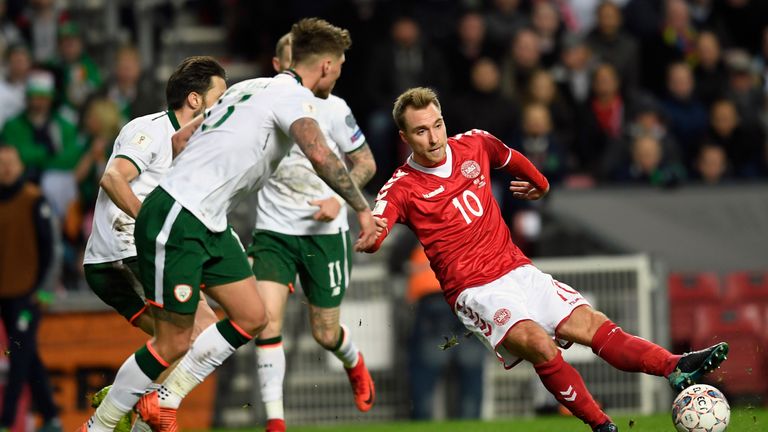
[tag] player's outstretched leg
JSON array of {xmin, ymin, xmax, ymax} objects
[
  {"xmin": 135, "ymin": 319, "xmax": 255, "ymax": 432},
  {"xmin": 666, "ymin": 342, "xmax": 729, "ymax": 392}
]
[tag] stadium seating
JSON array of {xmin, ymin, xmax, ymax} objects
[
  {"xmin": 668, "ymin": 272, "xmax": 721, "ymax": 352},
  {"xmin": 723, "ymin": 271, "xmax": 768, "ymax": 303},
  {"xmin": 692, "ymin": 304, "xmax": 767, "ymax": 399}
]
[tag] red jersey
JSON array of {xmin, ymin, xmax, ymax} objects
[{"xmin": 368, "ymin": 129, "xmax": 549, "ymax": 308}]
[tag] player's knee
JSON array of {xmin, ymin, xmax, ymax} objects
[
  {"xmin": 240, "ymin": 307, "xmax": 269, "ymax": 337},
  {"xmin": 153, "ymin": 335, "xmax": 192, "ymax": 363},
  {"xmin": 312, "ymin": 327, "xmax": 340, "ymax": 350}
]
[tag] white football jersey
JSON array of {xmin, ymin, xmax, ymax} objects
[
  {"xmin": 84, "ymin": 110, "xmax": 180, "ymax": 264},
  {"xmin": 160, "ymin": 73, "xmax": 317, "ymax": 232},
  {"xmin": 255, "ymin": 94, "xmax": 365, "ymax": 235}
]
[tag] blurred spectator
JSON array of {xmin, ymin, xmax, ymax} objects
[
  {"xmin": 642, "ymin": 0, "xmax": 697, "ymax": 95},
  {"xmin": 614, "ymin": 134, "xmax": 685, "ymax": 186},
  {"xmin": 367, "ymin": 16, "xmax": 449, "ymax": 191},
  {"xmin": 693, "ymin": 143, "xmax": 730, "ymax": 184},
  {"xmin": 403, "ymin": 240, "xmax": 485, "ymax": 420},
  {"xmin": 755, "ymin": 26, "xmax": 768, "ymax": 95},
  {"xmin": 500, "ymin": 28, "xmax": 542, "ymax": 101},
  {"xmin": 710, "ymin": 0, "xmax": 768, "ymax": 55},
  {"xmin": 0, "ymin": 144, "xmax": 61, "ymax": 432},
  {"xmin": 582, "ymin": 63, "xmax": 624, "ymax": 175},
  {"xmin": 445, "ymin": 11, "xmax": 500, "ymax": 93},
  {"xmin": 93, "ymin": 44, "xmax": 161, "ymax": 125},
  {"xmin": 50, "ymin": 22, "xmax": 101, "ymax": 119},
  {"xmin": 0, "ymin": 0, "xmax": 22, "ymax": 55},
  {"xmin": 586, "ymin": 0, "xmax": 640, "ymax": 92},
  {"xmin": 446, "ymin": 58, "xmax": 517, "ymax": 142},
  {"xmin": 74, "ymin": 98, "xmax": 120, "ymax": 215},
  {"xmin": 0, "ymin": 44, "xmax": 32, "ymax": 127},
  {"xmin": 484, "ymin": 0, "xmax": 527, "ymax": 50},
  {"xmin": 706, "ymin": 98, "xmax": 764, "ymax": 178},
  {"xmin": 524, "ymin": 69, "xmax": 576, "ymax": 151},
  {"xmin": 689, "ymin": 0, "xmax": 714, "ymax": 28},
  {"xmin": 15, "ymin": 0, "xmax": 69, "ymax": 63},
  {"xmin": 661, "ymin": 62, "xmax": 708, "ymax": 164},
  {"xmin": 530, "ymin": 1, "xmax": 563, "ymax": 68},
  {"xmin": 561, "ymin": 0, "xmax": 632, "ymax": 34},
  {"xmin": 0, "ymin": 70, "xmax": 80, "ymax": 184},
  {"xmin": 515, "ymin": 103, "xmax": 566, "ymax": 184},
  {"xmin": 552, "ymin": 34, "xmax": 594, "ymax": 109},
  {"xmin": 693, "ymin": 31, "xmax": 728, "ymax": 106}
]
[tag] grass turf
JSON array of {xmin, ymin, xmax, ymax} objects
[{"xmin": 210, "ymin": 407, "xmax": 767, "ymax": 432}]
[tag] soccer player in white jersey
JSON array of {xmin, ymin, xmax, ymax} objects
[
  {"xmin": 248, "ymin": 33, "xmax": 377, "ymax": 432},
  {"xmin": 82, "ymin": 56, "xmax": 227, "ymax": 432},
  {"xmin": 80, "ymin": 18, "xmax": 377, "ymax": 432}
]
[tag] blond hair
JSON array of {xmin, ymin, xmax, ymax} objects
[
  {"xmin": 291, "ymin": 18, "xmax": 351, "ymax": 65},
  {"xmin": 392, "ymin": 87, "xmax": 442, "ymax": 131},
  {"xmin": 275, "ymin": 32, "xmax": 292, "ymax": 61}
]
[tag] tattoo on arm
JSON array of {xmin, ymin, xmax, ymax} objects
[
  {"xmin": 346, "ymin": 143, "xmax": 376, "ymax": 189},
  {"xmin": 290, "ymin": 118, "xmax": 369, "ymax": 212}
]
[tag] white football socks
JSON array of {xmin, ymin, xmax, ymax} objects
[
  {"xmin": 333, "ymin": 324, "xmax": 359, "ymax": 368},
  {"xmin": 158, "ymin": 323, "xmax": 237, "ymax": 409},
  {"xmin": 88, "ymin": 355, "xmax": 152, "ymax": 432},
  {"xmin": 256, "ymin": 342, "xmax": 286, "ymax": 419}
]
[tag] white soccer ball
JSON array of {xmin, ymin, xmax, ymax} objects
[{"xmin": 672, "ymin": 384, "xmax": 730, "ymax": 432}]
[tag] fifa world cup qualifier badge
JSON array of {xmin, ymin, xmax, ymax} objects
[{"xmin": 461, "ymin": 160, "xmax": 481, "ymax": 179}]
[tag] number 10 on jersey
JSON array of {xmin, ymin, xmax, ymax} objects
[{"xmin": 452, "ymin": 190, "xmax": 484, "ymax": 224}]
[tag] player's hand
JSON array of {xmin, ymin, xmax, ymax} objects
[
  {"xmin": 509, "ymin": 180, "xmax": 548, "ymax": 200},
  {"xmin": 309, "ymin": 197, "xmax": 341, "ymax": 222},
  {"xmin": 354, "ymin": 208, "xmax": 377, "ymax": 252},
  {"xmin": 374, "ymin": 216, "xmax": 388, "ymax": 237}
]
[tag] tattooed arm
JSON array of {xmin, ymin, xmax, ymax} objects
[
  {"xmin": 290, "ymin": 117, "xmax": 369, "ymax": 212},
  {"xmin": 346, "ymin": 142, "xmax": 376, "ymax": 189}
]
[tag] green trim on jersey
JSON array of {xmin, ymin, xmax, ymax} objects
[
  {"xmin": 114, "ymin": 154, "xmax": 142, "ymax": 174},
  {"xmin": 346, "ymin": 139, "xmax": 367, "ymax": 154},
  {"xmin": 166, "ymin": 109, "xmax": 181, "ymax": 131},
  {"xmin": 247, "ymin": 229, "xmax": 352, "ymax": 308}
]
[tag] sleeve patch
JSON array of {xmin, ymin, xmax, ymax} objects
[
  {"xmin": 345, "ymin": 113, "xmax": 357, "ymax": 128},
  {"xmin": 129, "ymin": 131, "xmax": 152, "ymax": 150},
  {"xmin": 372, "ymin": 200, "xmax": 388, "ymax": 216},
  {"xmin": 350, "ymin": 128, "xmax": 363, "ymax": 142}
]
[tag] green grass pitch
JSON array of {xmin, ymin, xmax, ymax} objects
[{"xmin": 210, "ymin": 407, "xmax": 767, "ymax": 432}]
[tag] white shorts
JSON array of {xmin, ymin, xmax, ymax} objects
[{"xmin": 454, "ymin": 265, "xmax": 591, "ymax": 369}]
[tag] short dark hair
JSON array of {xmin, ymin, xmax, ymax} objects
[
  {"xmin": 166, "ymin": 56, "xmax": 226, "ymax": 110},
  {"xmin": 392, "ymin": 87, "xmax": 442, "ymax": 131},
  {"xmin": 291, "ymin": 18, "xmax": 351, "ymax": 66}
]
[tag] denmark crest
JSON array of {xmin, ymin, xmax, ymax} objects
[
  {"xmin": 461, "ymin": 160, "xmax": 481, "ymax": 179},
  {"xmin": 493, "ymin": 308, "xmax": 511, "ymax": 326},
  {"xmin": 174, "ymin": 284, "xmax": 193, "ymax": 303}
]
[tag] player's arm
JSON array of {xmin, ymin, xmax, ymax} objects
[
  {"xmin": 481, "ymin": 131, "xmax": 549, "ymax": 200},
  {"xmin": 171, "ymin": 113, "xmax": 204, "ymax": 157},
  {"xmin": 100, "ymin": 158, "xmax": 141, "ymax": 218},
  {"xmin": 363, "ymin": 201, "xmax": 399, "ymax": 253},
  {"xmin": 289, "ymin": 117, "xmax": 376, "ymax": 250},
  {"xmin": 311, "ymin": 143, "xmax": 376, "ymax": 222}
]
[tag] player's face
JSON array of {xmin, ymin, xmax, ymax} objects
[
  {"xmin": 196, "ymin": 76, "xmax": 227, "ymax": 116},
  {"xmin": 315, "ymin": 53, "xmax": 345, "ymax": 99},
  {"xmin": 400, "ymin": 103, "xmax": 448, "ymax": 167}
]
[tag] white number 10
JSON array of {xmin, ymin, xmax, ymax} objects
[{"xmin": 452, "ymin": 190, "xmax": 483, "ymax": 224}]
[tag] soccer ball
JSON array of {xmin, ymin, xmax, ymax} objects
[{"xmin": 672, "ymin": 384, "xmax": 730, "ymax": 432}]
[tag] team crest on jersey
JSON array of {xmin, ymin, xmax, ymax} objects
[
  {"xmin": 493, "ymin": 308, "xmax": 512, "ymax": 326},
  {"xmin": 461, "ymin": 160, "xmax": 481, "ymax": 179},
  {"xmin": 174, "ymin": 284, "xmax": 193, "ymax": 303}
]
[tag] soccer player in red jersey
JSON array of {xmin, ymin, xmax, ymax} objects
[{"xmin": 364, "ymin": 87, "xmax": 729, "ymax": 432}]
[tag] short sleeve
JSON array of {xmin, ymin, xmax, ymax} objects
[
  {"xmin": 480, "ymin": 131, "xmax": 513, "ymax": 169},
  {"xmin": 272, "ymin": 86, "xmax": 318, "ymax": 136},
  {"xmin": 112, "ymin": 120, "xmax": 160, "ymax": 173},
  {"xmin": 329, "ymin": 98, "xmax": 366, "ymax": 153}
]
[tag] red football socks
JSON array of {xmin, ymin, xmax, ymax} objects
[
  {"xmin": 591, "ymin": 320, "xmax": 680, "ymax": 376},
  {"xmin": 534, "ymin": 351, "xmax": 609, "ymax": 428}
]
